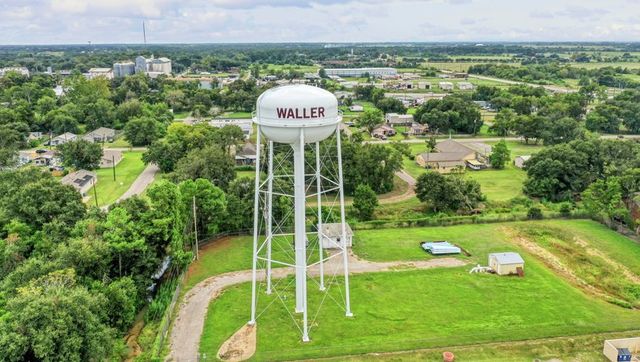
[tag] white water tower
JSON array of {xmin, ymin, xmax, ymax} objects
[{"xmin": 248, "ymin": 84, "xmax": 352, "ymax": 342}]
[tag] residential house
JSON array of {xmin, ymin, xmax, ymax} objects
[
  {"xmin": 319, "ymin": 223, "xmax": 353, "ymax": 249},
  {"xmin": 415, "ymin": 139, "xmax": 492, "ymax": 173},
  {"xmin": 47, "ymin": 132, "xmax": 77, "ymax": 146},
  {"xmin": 439, "ymin": 82, "xmax": 454, "ymax": 91},
  {"xmin": 385, "ymin": 113, "xmax": 414, "ymax": 126},
  {"xmin": 514, "ymin": 155, "xmax": 531, "ymax": 169},
  {"xmin": 83, "ymin": 127, "xmax": 116, "ymax": 143},
  {"xmin": 100, "ymin": 149, "xmax": 123, "ymax": 168},
  {"xmin": 0, "ymin": 67, "xmax": 29, "ymax": 77},
  {"xmin": 458, "ymin": 82, "xmax": 474, "ymax": 90},
  {"xmin": 18, "ymin": 149, "xmax": 57, "ymax": 167},
  {"xmin": 60, "ymin": 170, "xmax": 97, "ymax": 197},
  {"xmin": 408, "ymin": 122, "xmax": 428, "ymax": 136},
  {"xmin": 371, "ymin": 124, "xmax": 396, "ymax": 139},
  {"xmin": 234, "ymin": 142, "xmax": 257, "ymax": 166},
  {"xmin": 28, "ymin": 132, "xmax": 43, "ymax": 141},
  {"xmin": 473, "ymin": 101, "xmax": 496, "ymax": 111},
  {"xmin": 209, "ymin": 118, "xmax": 253, "ymax": 139},
  {"xmin": 417, "ymin": 81, "xmax": 431, "ymax": 90}
]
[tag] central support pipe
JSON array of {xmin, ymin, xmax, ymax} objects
[{"xmin": 292, "ymin": 128, "xmax": 309, "ymax": 341}]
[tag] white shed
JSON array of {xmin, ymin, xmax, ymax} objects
[
  {"xmin": 319, "ymin": 223, "xmax": 353, "ymax": 249},
  {"xmin": 514, "ymin": 155, "xmax": 531, "ymax": 169},
  {"xmin": 488, "ymin": 252, "xmax": 524, "ymax": 276}
]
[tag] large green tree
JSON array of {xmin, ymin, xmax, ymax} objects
[
  {"xmin": 178, "ymin": 178, "xmax": 227, "ymax": 236},
  {"xmin": 0, "ymin": 269, "xmax": 116, "ymax": 362},
  {"xmin": 170, "ymin": 146, "xmax": 236, "ymax": 190},
  {"xmin": 124, "ymin": 116, "xmax": 166, "ymax": 146},
  {"xmin": 58, "ymin": 139, "xmax": 104, "ymax": 170},
  {"xmin": 353, "ymin": 184, "xmax": 378, "ymax": 221},
  {"xmin": 489, "ymin": 140, "xmax": 510, "ymax": 169},
  {"xmin": 356, "ymin": 109, "xmax": 383, "ymax": 134},
  {"xmin": 415, "ymin": 171, "xmax": 484, "ymax": 212}
]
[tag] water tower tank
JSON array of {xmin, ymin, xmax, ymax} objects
[{"xmin": 254, "ymin": 84, "xmax": 341, "ymax": 144}]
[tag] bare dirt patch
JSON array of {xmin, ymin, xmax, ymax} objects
[
  {"xmin": 500, "ymin": 226, "xmax": 612, "ymax": 300},
  {"xmin": 217, "ymin": 324, "xmax": 257, "ymax": 361}
]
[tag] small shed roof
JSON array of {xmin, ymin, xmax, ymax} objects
[
  {"xmin": 489, "ymin": 252, "xmax": 524, "ymax": 265},
  {"xmin": 320, "ymin": 223, "xmax": 353, "ymax": 238}
]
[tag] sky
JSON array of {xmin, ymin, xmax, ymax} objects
[{"xmin": 1, "ymin": 0, "xmax": 639, "ymax": 44}]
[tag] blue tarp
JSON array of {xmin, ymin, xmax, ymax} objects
[{"xmin": 421, "ymin": 241, "xmax": 461, "ymax": 255}]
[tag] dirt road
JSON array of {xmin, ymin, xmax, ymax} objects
[
  {"xmin": 379, "ymin": 170, "xmax": 416, "ymax": 205},
  {"xmin": 166, "ymin": 253, "xmax": 465, "ymax": 361}
]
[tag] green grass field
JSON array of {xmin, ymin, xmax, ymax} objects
[
  {"xmin": 401, "ymin": 141, "xmax": 544, "ymax": 201},
  {"xmin": 422, "ymin": 61, "xmax": 521, "ymax": 72},
  {"xmin": 173, "ymin": 111, "xmax": 191, "ymax": 119},
  {"xmin": 198, "ymin": 220, "xmax": 640, "ymax": 361},
  {"xmin": 104, "ymin": 137, "xmax": 131, "ymax": 148},
  {"xmin": 85, "ymin": 151, "xmax": 146, "ymax": 207},
  {"xmin": 221, "ymin": 111, "xmax": 253, "ymax": 119},
  {"xmin": 466, "ymin": 166, "xmax": 526, "ymax": 201}
]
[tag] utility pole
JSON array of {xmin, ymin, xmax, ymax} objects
[
  {"xmin": 93, "ymin": 180, "xmax": 98, "ymax": 207},
  {"xmin": 193, "ymin": 196, "xmax": 198, "ymax": 260},
  {"xmin": 143, "ymin": 20, "xmax": 147, "ymax": 46},
  {"xmin": 112, "ymin": 155, "xmax": 116, "ymax": 181}
]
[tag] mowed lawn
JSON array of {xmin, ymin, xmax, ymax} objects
[
  {"xmin": 198, "ymin": 220, "xmax": 640, "ymax": 360},
  {"xmin": 402, "ymin": 141, "xmax": 544, "ymax": 201},
  {"xmin": 85, "ymin": 151, "xmax": 146, "ymax": 207}
]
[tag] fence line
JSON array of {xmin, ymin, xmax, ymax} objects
[
  {"xmin": 152, "ymin": 230, "xmax": 251, "ymax": 358},
  {"xmin": 153, "ymin": 271, "xmax": 185, "ymax": 358},
  {"xmin": 350, "ymin": 210, "xmax": 592, "ymax": 230}
]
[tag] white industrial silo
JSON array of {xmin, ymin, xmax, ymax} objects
[{"xmin": 248, "ymin": 84, "xmax": 353, "ymax": 342}]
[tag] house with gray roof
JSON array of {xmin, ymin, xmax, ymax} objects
[
  {"xmin": 83, "ymin": 127, "xmax": 116, "ymax": 143},
  {"xmin": 415, "ymin": 139, "xmax": 492, "ymax": 173},
  {"xmin": 60, "ymin": 170, "xmax": 97, "ymax": 197},
  {"xmin": 47, "ymin": 132, "xmax": 77, "ymax": 146}
]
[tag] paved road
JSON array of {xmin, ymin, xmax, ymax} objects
[
  {"xmin": 104, "ymin": 147, "xmax": 149, "ymax": 152},
  {"xmin": 167, "ymin": 251, "xmax": 466, "ymax": 361},
  {"xmin": 365, "ymin": 134, "xmax": 640, "ymax": 145},
  {"xmin": 113, "ymin": 163, "xmax": 160, "ymax": 204}
]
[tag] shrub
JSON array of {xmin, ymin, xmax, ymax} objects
[
  {"xmin": 527, "ymin": 206, "xmax": 543, "ymax": 220},
  {"xmin": 559, "ymin": 202, "xmax": 573, "ymax": 216},
  {"xmin": 145, "ymin": 278, "xmax": 178, "ymax": 322}
]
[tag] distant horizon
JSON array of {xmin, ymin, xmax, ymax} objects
[
  {"xmin": 1, "ymin": 0, "xmax": 638, "ymax": 45},
  {"xmin": 2, "ymin": 40, "xmax": 640, "ymax": 47}
]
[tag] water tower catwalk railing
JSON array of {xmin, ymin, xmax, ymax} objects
[{"xmin": 248, "ymin": 85, "xmax": 352, "ymax": 342}]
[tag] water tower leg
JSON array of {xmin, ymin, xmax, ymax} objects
[
  {"xmin": 293, "ymin": 129, "xmax": 307, "ymax": 315},
  {"xmin": 249, "ymin": 126, "xmax": 262, "ymax": 326},
  {"xmin": 336, "ymin": 125, "xmax": 353, "ymax": 318},
  {"xmin": 315, "ymin": 141, "xmax": 325, "ymax": 291},
  {"xmin": 266, "ymin": 141, "xmax": 274, "ymax": 295}
]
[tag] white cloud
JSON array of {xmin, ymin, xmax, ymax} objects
[{"xmin": 0, "ymin": 0, "xmax": 638, "ymax": 44}]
